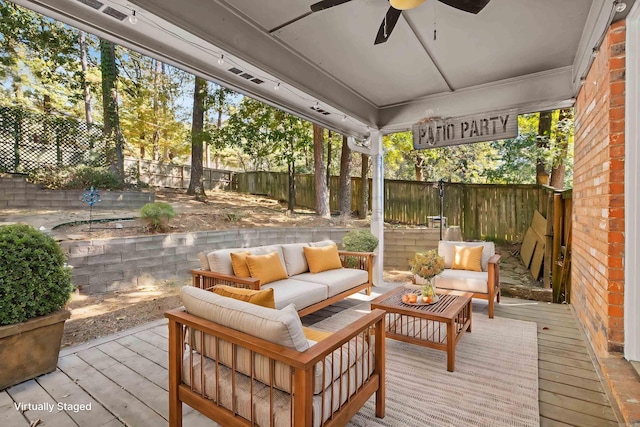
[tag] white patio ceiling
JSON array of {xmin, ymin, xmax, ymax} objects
[{"xmin": 13, "ymin": 0, "xmax": 635, "ymax": 138}]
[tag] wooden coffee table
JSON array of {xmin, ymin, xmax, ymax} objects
[{"xmin": 370, "ymin": 287, "xmax": 473, "ymax": 372}]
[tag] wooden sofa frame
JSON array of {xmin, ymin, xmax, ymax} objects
[
  {"xmin": 191, "ymin": 251, "xmax": 374, "ymax": 317},
  {"xmin": 166, "ymin": 307, "xmax": 386, "ymax": 427}
]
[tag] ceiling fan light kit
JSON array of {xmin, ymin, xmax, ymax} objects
[
  {"xmin": 389, "ymin": 0, "xmax": 426, "ymax": 11},
  {"xmin": 310, "ymin": 0, "xmax": 491, "ymax": 44}
]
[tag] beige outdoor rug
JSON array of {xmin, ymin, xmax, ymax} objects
[{"xmin": 311, "ymin": 309, "xmax": 539, "ymax": 427}]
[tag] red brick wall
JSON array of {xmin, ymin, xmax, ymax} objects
[{"xmin": 572, "ymin": 22, "xmax": 626, "ymax": 357}]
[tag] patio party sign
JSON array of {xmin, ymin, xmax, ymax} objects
[{"xmin": 413, "ymin": 109, "xmax": 518, "ymax": 149}]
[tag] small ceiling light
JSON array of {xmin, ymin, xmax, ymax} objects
[
  {"xmin": 591, "ymin": 48, "xmax": 599, "ymax": 58},
  {"xmin": 615, "ymin": 1, "xmax": 627, "ymax": 13},
  {"xmin": 341, "ymin": 115, "xmax": 347, "ymax": 122},
  {"xmin": 274, "ymin": 82, "xmax": 280, "ymax": 91},
  {"xmin": 366, "ymin": 125, "xmax": 370, "ymax": 132},
  {"xmin": 313, "ymin": 102, "xmax": 319, "ymax": 110},
  {"xmin": 217, "ymin": 55, "xmax": 225, "ymax": 65},
  {"xmin": 389, "ymin": 0, "xmax": 426, "ymax": 10},
  {"xmin": 128, "ymin": 10, "xmax": 138, "ymax": 24}
]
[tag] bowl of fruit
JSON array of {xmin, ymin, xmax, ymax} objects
[{"xmin": 401, "ymin": 291, "xmax": 439, "ymax": 305}]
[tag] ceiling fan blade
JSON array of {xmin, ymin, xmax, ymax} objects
[
  {"xmin": 374, "ymin": 7, "xmax": 402, "ymax": 45},
  {"xmin": 437, "ymin": 0, "xmax": 490, "ymax": 14},
  {"xmin": 310, "ymin": 0, "xmax": 353, "ymax": 12}
]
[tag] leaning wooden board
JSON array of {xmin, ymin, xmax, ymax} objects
[
  {"xmin": 520, "ymin": 227, "xmax": 537, "ymax": 269},
  {"xmin": 529, "ymin": 210, "xmax": 547, "ymax": 280},
  {"xmin": 531, "ymin": 242, "xmax": 545, "ymax": 280}
]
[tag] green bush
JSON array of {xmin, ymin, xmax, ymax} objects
[
  {"xmin": 0, "ymin": 224, "xmax": 73, "ymax": 326},
  {"xmin": 29, "ymin": 165, "xmax": 121, "ymax": 190},
  {"xmin": 343, "ymin": 229, "xmax": 379, "ymax": 252},
  {"xmin": 140, "ymin": 202, "xmax": 176, "ymax": 232}
]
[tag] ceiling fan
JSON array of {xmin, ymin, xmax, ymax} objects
[{"xmin": 309, "ymin": 0, "xmax": 491, "ymax": 45}]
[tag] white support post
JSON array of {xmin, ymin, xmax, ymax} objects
[
  {"xmin": 625, "ymin": 0, "xmax": 640, "ymax": 362},
  {"xmin": 369, "ymin": 131, "xmax": 384, "ymax": 286}
]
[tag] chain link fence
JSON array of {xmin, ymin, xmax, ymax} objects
[{"xmin": 0, "ymin": 105, "xmax": 113, "ymax": 173}]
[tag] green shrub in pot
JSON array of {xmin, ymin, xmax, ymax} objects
[{"xmin": 0, "ymin": 224, "xmax": 73, "ymax": 325}]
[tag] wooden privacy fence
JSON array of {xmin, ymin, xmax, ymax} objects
[
  {"xmin": 234, "ymin": 171, "xmax": 548, "ymax": 243},
  {"xmin": 124, "ymin": 158, "xmax": 233, "ymax": 191}
]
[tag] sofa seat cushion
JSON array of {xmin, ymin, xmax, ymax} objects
[
  {"xmin": 263, "ymin": 279, "xmax": 329, "ymax": 310},
  {"xmin": 435, "ymin": 269, "xmax": 488, "ymax": 294},
  {"xmin": 183, "ymin": 349, "xmax": 372, "ymax": 427},
  {"xmin": 294, "ymin": 268, "xmax": 368, "ymax": 298},
  {"xmin": 181, "ymin": 286, "xmax": 308, "ymax": 351}
]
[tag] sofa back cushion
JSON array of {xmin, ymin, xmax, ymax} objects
[
  {"xmin": 438, "ymin": 241, "xmax": 495, "ymax": 272},
  {"xmin": 280, "ymin": 243, "xmax": 310, "ymax": 276},
  {"xmin": 197, "ymin": 252, "xmax": 210, "ymax": 271},
  {"xmin": 212, "ymin": 285, "xmax": 275, "ymax": 308},
  {"xmin": 181, "ymin": 286, "xmax": 308, "ymax": 351},
  {"xmin": 309, "ymin": 239, "xmax": 337, "ymax": 248}
]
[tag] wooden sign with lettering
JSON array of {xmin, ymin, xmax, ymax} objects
[{"xmin": 412, "ymin": 109, "xmax": 518, "ymax": 150}]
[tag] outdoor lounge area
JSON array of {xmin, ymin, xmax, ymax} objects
[{"xmin": 0, "ymin": 290, "xmax": 621, "ymax": 426}]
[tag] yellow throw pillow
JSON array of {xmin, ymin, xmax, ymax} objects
[
  {"xmin": 302, "ymin": 326, "xmax": 333, "ymax": 342},
  {"xmin": 212, "ymin": 285, "xmax": 275, "ymax": 308},
  {"xmin": 230, "ymin": 251, "xmax": 251, "ymax": 277},
  {"xmin": 452, "ymin": 245, "xmax": 483, "ymax": 272},
  {"xmin": 246, "ymin": 252, "xmax": 288, "ymax": 285},
  {"xmin": 303, "ymin": 245, "xmax": 343, "ymax": 274}
]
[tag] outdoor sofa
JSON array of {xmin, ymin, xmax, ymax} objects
[
  {"xmin": 192, "ymin": 240, "xmax": 374, "ymax": 317},
  {"xmin": 166, "ymin": 286, "xmax": 386, "ymax": 427},
  {"xmin": 434, "ymin": 240, "xmax": 501, "ymax": 318}
]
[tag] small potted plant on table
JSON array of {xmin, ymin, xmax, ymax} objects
[
  {"xmin": 0, "ymin": 224, "xmax": 74, "ymax": 390},
  {"xmin": 409, "ymin": 249, "xmax": 445, "ymax": 303}
]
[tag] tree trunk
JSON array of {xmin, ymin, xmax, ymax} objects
[
  {"xmin": 287, "ymin": 137, "xmax": 296, "ymax": 212},
  {"xmin": 100, "ymin": 39, "xmax": 124, "ymax": 179},
  {"xmin": 78, "ymin": 31, "xmax": 93, "ymax": 125},
  {"xmin": 414, "ymin": 155, "xmax": 424, "ymax": 181},
  {"xmin": 326, "ymin": 130, "xmax": 332, "ymax": 188},
  {"xmin": 359, "ymin": 153, "xmax": 369, "ymax": 219},
  {"xmin": 152, "ymin": 59, "xmax": 162, "ymax": 161},
  {"xmin": 187, "ymin": 76, "xmax": 207, "ymax": 197},
  {"xmin": 536, "ymin": 110, "xmax": 552, "ymax": 185},
  {"xmin": 550, "ymin": 108, "xmax": 573, "ymax": 189},
  {"xmin": 338, "ymin": 135, "xmax": 352, "ymax": 218},
  {"xmin": 313, "ymin": 124, "xmax": 330, "ymax": 218}
]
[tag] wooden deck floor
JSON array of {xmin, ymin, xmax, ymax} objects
[{"xmin": 0, "ymin": 294, "xmax": 623, "ymax": 426}]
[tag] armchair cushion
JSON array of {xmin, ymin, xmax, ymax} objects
[
  {"xmin": 452, "ymin": 245, "xmax": 483, "ymax": 272},
  {"xmin": 262, "ymin": 278, "xmax": 328, "ymax": 310},
  {"xmin": 212, "ymin": 284, "xmax": 275, "ymax": 308},
  {"xmin": 280, "ymin": 242, "xmax": 310, "ymax": 276},
  {"xmin": 438, "ymin": 241, "xmax": 495, "ymax": 272},
  {"xmin": 295, "ymin": 268, "xmax": 368, "ymax": 297},
  {"xmin": 435, "ymin": 269, "xmax": 489, "ymax": 294}
]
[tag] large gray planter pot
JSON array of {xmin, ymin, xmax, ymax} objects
[{"xmin": 0, "ymin": 309, "xmax": 70, "ymax": 390}]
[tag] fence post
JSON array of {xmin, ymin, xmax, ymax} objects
[{"xmin": 13, "ymin": 116, "xmax": 21, "ymax": 171}]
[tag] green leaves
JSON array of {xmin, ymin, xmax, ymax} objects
[{"xmin": 0, "ymin": 224, "xmax": 73, "ymax": 325}]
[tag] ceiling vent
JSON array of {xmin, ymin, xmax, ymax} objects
[
  {"xmin": 228, "ymin": 67, "xmax": 243, "ymax": 75},
  {"xmin": 228, "ymin": 67, "xmax": 264, "ymax": 85},
  {"xmin": 76, "ymin": 0, "xmax": 104, "ymax": 9},
  {"xmin": 251, "ymin": 78, "xmax": 264, "ymax": 84},
  {"xmin": 103, "ymin": 7, "xmax": 127, "ymax": 21},
  {"xmin": 310, "ymin": 106, "xmax": 331, "ymax": 116},
  {"xmin": 239, "ymin": 73, "xmax": 253, "ymax": 80}
]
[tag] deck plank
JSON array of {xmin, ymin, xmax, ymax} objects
[
  {"xmin": 539, "ymin": 402, "xmax": 619, "ymax": 427},
  {"xmin": 538, "ymin": 355, "xmax": 600, "ymax": 374},
  {"xmin": 539, "ymin": 369, "xmax": 606, "ymax": 393},
  {"xmin": 539, "ymin": 390, "xmax": 618, "ymax": 422},
  {"xmin": 538, "ymin": 345, "xmax": 594, "ymax": 363},
  {"xmin": 539, "ymin": 379, "xmax": 613, "ymax": 406},
  {"xmin": 36, "ymin": 369, "xmax": 122, "ymax": 427},
  {"xmin": 0, "ymin": 391, "xmax": 30, "ymax": 427},
  {"xmin": 57, "ymin": 354, "xmax": 167, "ymax": 427},
  {"xmin": 537, "ymin": 338, "xmax": 590, "ymax": 354},
  {"xmin": 96, "ymin": 341, "xmax": 168, "ymax": 390},
  {"xmin": 116, "ymin": 334, "xmax": 169, "ymax": 369},
  {"xmin": 75, "ymin": 347, "xmax": 169, "ymax": 419},
  {"xmin": 6, "ymin": 379, "xmax": 77, "ymax": 427}
]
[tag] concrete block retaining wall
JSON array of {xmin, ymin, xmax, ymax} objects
[
  {"xmin": 0, "ymin": 175, "xmax": 154, "ymax": 210},
  {"xmin": 384, "ymin": 228, "xmax": 440, "ymax": 269},
  {"xmin": 63, "ymin": 226, "xmax": 443, "ymax": 294},
  {"xmin": 62, "ymin": 227, "xmax": 354, "ymax": 294}
]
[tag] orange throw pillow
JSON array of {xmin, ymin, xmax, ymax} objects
[
  {"xmin": 246, "ymin": 252, "xmax": 288, "ymax": 285},
  {"xmin": 452, "ymin": 245, "xmax": 483, "ymax": 272},
  {"xmin": 230, "ymin": 251, "xmax": 251, "ymax": 277},
  {"xmin": 303, "ymin": 245, "xmax": 343, "ymax": 274},
  {"xmin": 212, "ymin": 285, "xmax": 275, "ymax": 309}
]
